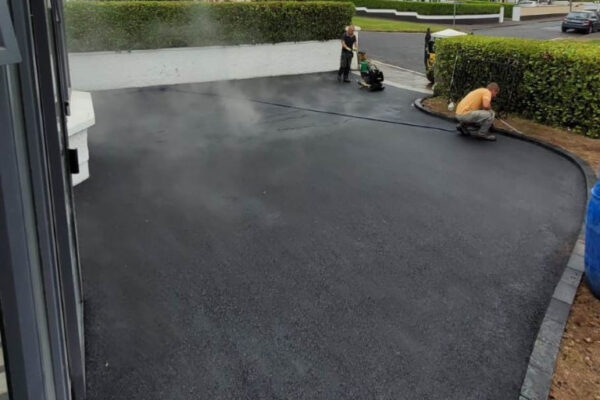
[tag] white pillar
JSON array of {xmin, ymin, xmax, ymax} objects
[
  {"xmin": 499, "ymin": 6, "xmax": 505, "ymax": 23},
  {"xmin": 353, "ymin": 26, "xmax": 361, "ymax": 71},
  {"xmin": 512, "ymin": 6, "xmax": 521, "ymax": 21},
  {"xmin": 66, "ymin": 91, "xmax": 95, "ymax": 186}
]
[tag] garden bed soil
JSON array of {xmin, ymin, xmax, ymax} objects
[
  {"xmin": 550, "ymin": 285, "xmax": 600, "ymax": 400},
  {"xmin": 422, "ymin": 96, "xmax": 600, "ymax": 400}
]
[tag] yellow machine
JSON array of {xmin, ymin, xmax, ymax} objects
[
  {"xmin": 424, "ymin": 29, "xmax": 466, "ymax": 83},
  {"xmin": 426, "ymin": 52, "xmax": 436, "ymax": 83}
]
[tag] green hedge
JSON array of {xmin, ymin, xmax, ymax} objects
[
  {"xmin": 316, "ymin": 0, "xmax": 512, "ymax": 17},
  {"xmin": 434, "ymin": 36, "xmax": 600, "ymax": 138},
  {"xmin": 65, "ymin": 1, "xmax": 354, "ymax": 52}
]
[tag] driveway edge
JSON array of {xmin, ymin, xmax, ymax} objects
[{"xmin": 413, "ymin": 97, "xmax": 596, "ymax": 400}]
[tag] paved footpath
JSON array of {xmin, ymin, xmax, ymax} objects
[{"xmin": 352, "ymin": 60, "xmax": 432, "ymax": 95}]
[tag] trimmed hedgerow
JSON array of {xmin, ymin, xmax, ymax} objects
[
  {"xmin": 65, "ymin": 1, "xmax": 354, "ymax": 52},
  {"xmin": 303, "ymin": 0, "xmax": 512, "ymax": 17},
  {"xmin": 434, "ymin": 35, "xmax": 600, "ymax": 138}
]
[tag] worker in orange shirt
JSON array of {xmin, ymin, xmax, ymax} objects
[{"xmin": 455, "ymin": 82, "xmax": 500, "ymax": 141}]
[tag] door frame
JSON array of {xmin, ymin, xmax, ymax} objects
[
  {"xmin": 0, "ymin": 0, "xmax": 84, "ymax": 398},
  {"xmin": 28, "ymin": 0, "xmax": 86, "ymax": 396}
]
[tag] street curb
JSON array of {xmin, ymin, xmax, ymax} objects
[{"xmin": 413, "ymin": 97, "xmax": 596, "ymax": 400}]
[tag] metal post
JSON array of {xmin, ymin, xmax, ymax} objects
[{"xmin": 453, "ymin": 1, "xmax": 457, "ymax": 26}]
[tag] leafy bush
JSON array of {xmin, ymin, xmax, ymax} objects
[
  {"xmin": 65, "ymin": 1, "xmax": 354, "ymax": 51},
  {"xmin": 318, "ymin": 0, "xmax": 512, "ymax": 17},
  {"xmin": 434, "ymin": 36, "xmax": 600, "ymax": 138}
]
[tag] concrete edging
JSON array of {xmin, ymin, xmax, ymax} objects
[
  {"xmin": 413, "ymin": 97, "xmax": 595, "ymax": 400},
  {"xmin": 355, "ymin": 7, "xmax": 501, "ymax": 24}
]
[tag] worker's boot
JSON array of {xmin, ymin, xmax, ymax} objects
[
  {"xmin": 456, "ymin": 123, "xmax": 469, "ymax": 136},
  {"xmin": 474, "ymin": 132, "xmax": 496, "ymax": 141}
]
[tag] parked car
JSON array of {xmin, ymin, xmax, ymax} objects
[{"xmin": 562, "ymin": 11, "xmax": 600, "ymax": 34}]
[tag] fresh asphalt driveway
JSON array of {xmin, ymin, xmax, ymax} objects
[{"xmin": 76, "ymin": 73, "xmax": 586, "ymax": 400}]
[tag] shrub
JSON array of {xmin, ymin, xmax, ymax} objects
[
  {"xmin": 434, "ymin": 36, "xmax": 600, "ymax": 138},
  {"xmin": 65, "ymin": 1, "xmax": 354, "ymax": 52},
  {"xmin": 314, "ymin": 0, "xmax": 512, "ymax": 17}
]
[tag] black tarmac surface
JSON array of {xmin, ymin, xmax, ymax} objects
[{"xmin": 76, "ymin": 73, "xmax": 586, "ymax": 400}]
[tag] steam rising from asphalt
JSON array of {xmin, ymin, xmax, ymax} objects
[{"xmin": 66, "ymin": 6, "xmax": 362, "ymax": 223}]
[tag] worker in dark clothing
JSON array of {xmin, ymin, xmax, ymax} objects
[
  {"xmin": 338, "ymin": 25, "xmax": 357, "ymax": 83},
  {"xmin": 424, "ymin": 27, "xmax": 432, "ymax": 69}
]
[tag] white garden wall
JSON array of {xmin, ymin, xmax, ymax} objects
[
  {"xmin": 69, "ymin": 40, "xmax": 340, "ymax": 91},
  {"xmin": 354, "ymin": 6, "xmax": 503, "ymax": 23}
]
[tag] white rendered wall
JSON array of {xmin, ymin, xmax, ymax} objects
[
  {"xmin": 354, "ymin": 7, "xmax": 501, "ymax": 21},
  {"xmin": 69, "ymin": 40, "xmax": 340, "ymax": 91}
]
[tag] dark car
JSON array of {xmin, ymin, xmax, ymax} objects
[{"xmin": 562, "ymin": 11, "xmax": 600, "ymax": 34}]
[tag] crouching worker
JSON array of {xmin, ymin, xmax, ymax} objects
[
  {"xmin": 357, "ymin": 51, "xmax": 385, "ymax": 91},
  {"xmin": 455, "ymin": 82, "xmax": 500, "ymax": 141}
]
